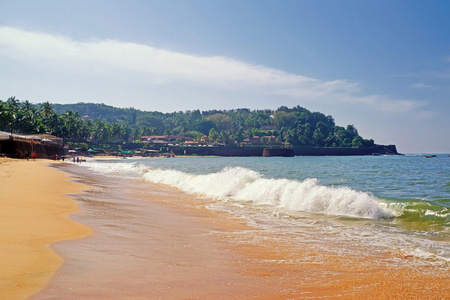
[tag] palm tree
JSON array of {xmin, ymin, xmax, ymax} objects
[
  {"xmin": 5, "ymin": 97, "xmax": 25, "ymax": 134},
  {"xmin": 40, "ymin": 102, "xmax": 58, "ymax": 133}
]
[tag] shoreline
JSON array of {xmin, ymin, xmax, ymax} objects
[
  {"xmin": 0, "ymin": 158, "xmax": 92, "ymax": 299},
  {"xmin": 2, "ymin": 159, "xmax": 449, "ymax": 298},
  {"xmin": 33, "ymin": 164, "xmax": 286, "ymax": 299},
  {"xmin": 39, "ymin": 162, "xmax": 449, "ymax": 299}
]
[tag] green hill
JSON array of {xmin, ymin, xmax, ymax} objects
[{"xmin": 2, "ymin": 97, "xmax": 375, "ymax": 148}]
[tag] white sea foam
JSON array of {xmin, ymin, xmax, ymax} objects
[
  {"xmin": 142, "ymin": 166, "xmax": 393, "ymax": 219},
  {"xmin": 87, "ymin": 160, "xmax": 148, "ymax": 177},
  {"xmin": 82, "ymin": 159, "xmax": 450, "ymax": 266}
]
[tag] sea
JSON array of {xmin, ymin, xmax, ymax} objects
[{"xmin": 80, "ymin": 154, "xmax": 450, "ymax": 268}]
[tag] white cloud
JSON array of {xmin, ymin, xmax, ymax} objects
[
  {"xmin": 0, "ymin": 26, "xmax": 427, "ymax": 113},
  {"xmin": 411, "ymin": 83, "xmax": 432, "ymax": 89},
  {"xmin": 413, "ymin": 110, "xmax": 436, "ymax": 120},
  {"xmin": 350, "ymin": 94, "xmax": 428, "ymax": 112},
  {"xmin": 0, "ymin": 26, "xmax": 314, "ymax": 87}
]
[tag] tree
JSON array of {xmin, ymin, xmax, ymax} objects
[
  {"xmin": 233, "ymin": 126, "xmax": 244, "ymax": 145},
  {"xmin": 180, "ymin": 124, "xmax": 188, "ymax": 135},
  {"xmin": 209, "ymin": 128, "xmax": 219, "ymax": 143},
  {"xmin": 141, "ymin": 126, "xmax": 157, "ymax": 137},
  {"xmin": 312, "ymin": 129, "xmax": 326, "ymax": 146},
  {"xmin": 62, "ymin": 111, "xmax": 84, "ymax": 142},
  {"xmin": 347, "ymin": 124, "xmax": 358, "ymax": 136},
  {"xmin": 363, "ymin": 139, "xmax": 375, "ymax": 147},
  {"xmin": 352, "ymin": 136, "xmax": 364, "ymax": 148},
  {"xmin": 20, "ymin": 102, "xmax": 43, "ymax": 133},
  {"xmin": 131, "ymin": 127, "xmax": 142, "ymax": 141},
  {"xmin": 207, "ymin": 113, "xmax": 233, "ymax": 131},
  {"xmin": 0, "ymin": 99, "xmax": 380, "ymax": 150},
  {"xmin": 111, "ymin": 123, "xmax": 124, "ymax": 142},
  {"xmin": 0, "ymin": 101, "xmax": 8, "ymax": 129},
  {"xmin": 40, "ymin": 101, "xmax": 55, "ymax": 118},
  {"xmin": 40, "ymin": 102, "xmax": 58, "ymax": 134},
  {"xmin": 164, "ymin": 128, "xmax": 172, "ymax": 137},
  {"xmin": 91, "ymin": 119, "xmax": 112, "ymax": 145},
  {"xmin": 122, "ymin": 124, "xmax": 132, "ymax": 142},
  {"xmin": 3, "ymin": 97, "xmax": 25, "ymax": 134},
  {"xmin": 184, "ymin": 130, "xmax": 205, "ymax": 140},
  {"xmin": 273, "ymin": 111, "xmax": 296, "ymax": 129},
  {"xmin": 194, "ymin": 119, "xmax": 216, "ymax": 135}
]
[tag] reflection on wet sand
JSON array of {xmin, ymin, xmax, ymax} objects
[{"xmin": 34, "ymin": 164, "xmax": 450, "ymax": 299}]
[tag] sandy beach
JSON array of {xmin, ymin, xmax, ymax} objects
[
  {"xmin": 0, "ymin": 158, "xmax": 92, "ymax": 299},
  {"xmin": 1, "ymin": 159, "xmax": 449, "ymax": 299}
]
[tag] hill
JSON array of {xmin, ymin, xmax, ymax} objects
[
  {"xmin": 48, "ymin": 102, "xmax": 375, "ymax": 148},
  {"xmin": 2, "ymin": 97, "xmax": 380, "ymax": 150}
]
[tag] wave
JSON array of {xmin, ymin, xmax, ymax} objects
[
  {"xmin": 141, "ymin": 166, "xmax": 393, "ymax": 220},
  {"xmin": 388, "ymin": 201, "xmax": 450, "ymax": 230}
]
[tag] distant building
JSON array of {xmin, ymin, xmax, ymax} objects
[
  {"xmin": 242, "ymin": 135, "xmax": 281, "ymax": 146},
  {"xmin": 184, "ymin": 140, "xmax": 208, "ymax": 146},
  {"xmin": 260, "ymin": 125, "xmax": 276, "ymax": 130},
  {"xmin": 141, "ymin": 135, "xmax": 194, "ymax": 145}
]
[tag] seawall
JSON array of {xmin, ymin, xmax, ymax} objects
[
  {"xmin": 163, "ymin": 144, "xmax": 399, "ymax": 157},
  {"xmin": 293, "ymin": 145, "xmax": 399, "ymax": 156}
]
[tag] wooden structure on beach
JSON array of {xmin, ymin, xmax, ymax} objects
[{"xmin": 0, "ymin": 131, "xmax": 64, "ymax": 158}]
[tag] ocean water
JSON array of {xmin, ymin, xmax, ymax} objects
[{"xmin": 80, "ymin": 154, "xmax": 450, "ymax": 267}]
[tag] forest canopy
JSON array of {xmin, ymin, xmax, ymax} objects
[{"xmin": 0, "ymin": 97, "xmax": 375, "ymax": 148}]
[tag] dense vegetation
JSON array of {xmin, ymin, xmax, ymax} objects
[{"xmin": 0, "ymin": 96, "xmax": 375, "ymax": 149}]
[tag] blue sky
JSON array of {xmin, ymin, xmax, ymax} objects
[{"xmin": 1, "ymin": 0, "xmax": 449, "ymax": 153}]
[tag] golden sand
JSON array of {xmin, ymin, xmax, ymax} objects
[{"xmin": 0, "ymin": 158, "xmax": 92, "ymax": 299}]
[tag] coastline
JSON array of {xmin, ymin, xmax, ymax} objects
[
  {"xmin": 33, "ymin": 164, "xmax": 286, "ymax": 299},
  {"xmin": 2, "ymin": 158, "xmax": 448, "ymax": 299},
  {"xmin": 0, "ymin": 158, "xmax": 92, "ymax": 299},
  {"xmin": 38, "ymin": 162, "xmax": 449, "ymax": 299}
]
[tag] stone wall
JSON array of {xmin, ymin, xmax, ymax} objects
[
  {"xmin": 292, "ymin": 145, "xmax": 399, "ymax": 156},
  {"xmin": 167, "ymin": 144, "xmax": 399, "ymax": 157}
]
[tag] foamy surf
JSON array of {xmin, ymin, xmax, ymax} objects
[
  {"xmin": 142, "ymin": 166, "xmax": 393, "ymax": 220},
  {"xmin": 82, "ymin": 157, "xmax": 450, "ymax": 266}
]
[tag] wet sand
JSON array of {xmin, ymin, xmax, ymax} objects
[
  {"xmin": 0, "ymin": 158, "xmax": 92, "ymax": 299},
  {"xmin": 2, "ymin": 159, "xmax": 448, "ymax": 299},
  {"xmin": 35, "ymin": 163, "xmax": 449, "ymax": 299},
  {"xmin": 32, "ymin": 164, "xmax": 285, "ymax": 299}
]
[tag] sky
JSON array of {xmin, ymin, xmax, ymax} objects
[{"xmin": 0, "ymin": 0, "xmax": 449, "ymax": 153}]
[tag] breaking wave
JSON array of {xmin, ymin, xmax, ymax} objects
[{"xmin": 142, "ymin": 166, "xmax": 393, "ymax": 219}]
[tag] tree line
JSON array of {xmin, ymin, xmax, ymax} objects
[{"xmin": 0, "ymin": 97, "xmax": 375, "ymax": 148}]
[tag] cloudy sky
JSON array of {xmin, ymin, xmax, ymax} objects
[{"xmin": 1, "ymin": 0, "xmax": 449, "ymax": 153}]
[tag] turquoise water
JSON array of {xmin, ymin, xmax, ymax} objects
[
  {"xmin": 83, "ymin": 154, "xmax": 450, "ymax": 265},
  {"xmin": 118, "ymin": 154, "xmax": 450, "ymax": 202}
]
